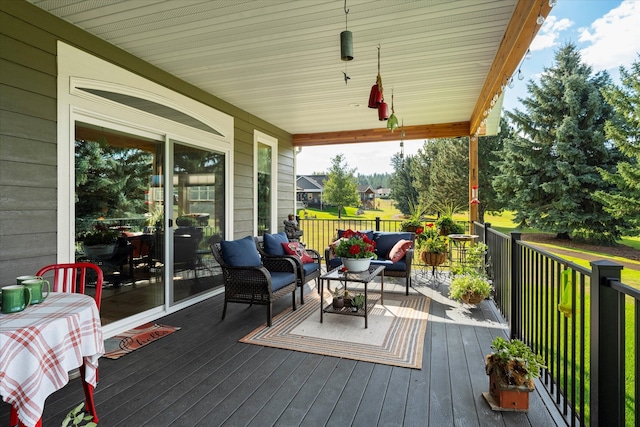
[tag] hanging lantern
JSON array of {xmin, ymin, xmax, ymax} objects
[
  {"xmin": 340, "ymin": 1, "xmax": 353, "ymax": 61},
  {"xmin": 368, "ymin": 46, "xmax": 384, "ymax": 108},
  {"xmin": 387, "ymin": 89, "xmax": 398, "ymax": 130}
]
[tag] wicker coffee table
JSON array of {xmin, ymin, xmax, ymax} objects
[{"xmin": 319, "ymin": 265, "xmax": 385, "ymax": 328}]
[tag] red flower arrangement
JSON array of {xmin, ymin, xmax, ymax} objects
[{"xmin": 334, "ymin": 230, "xmax": 377, "ymax": 259}]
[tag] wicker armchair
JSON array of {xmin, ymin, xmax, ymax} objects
[
  {"xmin": 210, "ymin": 238, "xmax": 298, "ymax": 327},
  {"xmin": 255, "ymin": 233, "xmax": 322, "ymax": 305}
]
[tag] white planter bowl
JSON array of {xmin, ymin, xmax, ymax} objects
[{"xmin": 342, "ymin": 257, "xmax": 372, "ymax": 273}]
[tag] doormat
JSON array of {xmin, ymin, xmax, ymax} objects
[
  {"xmin": 103, "ymin": 322, "xmax": 181, "ymax": 359},
  {"xmin": 240, "ymin": 291, "xmax": 430, "ymax": 369}
]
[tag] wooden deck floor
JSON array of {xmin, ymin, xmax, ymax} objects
[{"xmin": 2, "ymin": 272, "xmax": 566, "ymax": 426}]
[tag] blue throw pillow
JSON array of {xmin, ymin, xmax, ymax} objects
[
  {"xmin": 221, "ymin": 236, "xmax": 261, "ymax": 267},
  {"xmin": 263, "ymin": 232, "xmax": 288, "ymax": 256}
]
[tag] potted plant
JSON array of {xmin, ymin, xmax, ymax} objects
[
  {"xmin": 332, "ymin": 288, "xmax": 344, "ymax": 309},
  {"xmin": 79, "ymin": 223, "xmax": 121, "ymax": 258},
  {"xmin": 435, "ymin": 215, "xmax": 465, "ymax": 236},
  {"xmin": 484, "ymin": 336, "xmax": 545, "ymax": 411},
  {"xmin": 400, "ymin": 200, "xmax": 425, "ymax": 232},
  {"xmin": 448, "ymin": 274, "xmax": 492, "ymax": 304},
  {"xmin": 416, "ymin": 222, "xmax": 448, "ymax": 266},
  {"xmin": 351, "ymin": 293, "xmax": 365, "ymax": 312},
  {"xmin": 334, "ymin": 229, "xmax": 377, "ymax": 272}
]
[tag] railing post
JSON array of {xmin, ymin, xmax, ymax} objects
[
  {"xmin": 375, "ymin": 217, "xmax": 381, "ymax": 232},
  {"xmin": 590, "ymin": 260, "xmax": 624, "ymax": 427},
  {"xmin": 510, "ymin": 231, "xmax": 522, "ymax": 339}
]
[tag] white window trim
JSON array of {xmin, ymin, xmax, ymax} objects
[
  {"xmin": 57, "ymin": 41, "xmax": 234, "ymax": 261},
  {"xmin": 253, "ymin": 130, "xmax": 278, "ymax": 235}
]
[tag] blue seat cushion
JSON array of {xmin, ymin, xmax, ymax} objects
[
  {"xmin": 374, "ymin": 232, "xmax": 413, "ymax": 260},
  {"xmin": 302, "ymin": 262, "xmax": 319, "ymax": 276},
  {"xmin": 270, "ymin": 271, "xmax": 297, "ymax": 291},
  {"xmin": 372, "ymin": 259, "xmax": 407, "ymax": 272},
  {"xmin": 328, "ymin": 257, "xmax": 343, "ymax": 269},
  {"xmin": 221, "ymin": 236, "xmax": 261, "ymax": 267},
  {"xmin": 263, "ymin": 232, "xmax": 289, "ymax": 256}
]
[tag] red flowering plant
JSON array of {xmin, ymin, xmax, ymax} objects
[{"xmin": 334, "ymin": 230, "xmax": 377, "ymax": 259}]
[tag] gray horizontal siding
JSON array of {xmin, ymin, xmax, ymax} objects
[{"xmin": 0, "ymin": 0, "xmax": 296, "ymax": 284}]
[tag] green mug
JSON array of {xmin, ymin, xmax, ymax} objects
[
  {"xmin": 21, "ymin": 278, "xmax": 50, "ymax": 304},
  {"xmin": 16, "ymin": 275, "xmax": 40, "ymax": 285},
  {"xmin": 1, "ymin": 285, "xmax": 32, "ymax": 314}
]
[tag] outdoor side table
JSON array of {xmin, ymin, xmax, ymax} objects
[
  {"xmin": 319, "ymin": 265, "xmax": 385, "ymax": 328},
  {"xmin": 447, "ymin": 234, "xmax": 479, "ymax": 266}
]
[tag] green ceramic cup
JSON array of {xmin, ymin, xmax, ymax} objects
[
  {"xmin": 16, "ymin": 275, "xmax": 40, "ymax": 285},
  {"xmin": 1, "ymin": 285, "xmax": 32, "ymax": 314},
  {"xmin": 21, "ymin": 278, "xmax": 50, "ymax": 304}
]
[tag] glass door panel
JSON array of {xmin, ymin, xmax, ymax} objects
[
  {"xmin": 75, "ymin": 122, "xmax": 165, "ymax": 325},
  {"xmin": 257, "ymin": 142, "xmax": 272, "ymax": 235},
  {"xmin": 171, "ymin": 141, "xmax": 225, "ymax": 304}
]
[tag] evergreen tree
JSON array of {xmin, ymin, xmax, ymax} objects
[
  {"xmin": 390, "ymin": 153, "xmax": 419, "ymax": 215},
  {"xmin": 412, "ymin": 138, "xmax": 468, "ymax": 215},
  {"xmin": 478, "ymin": 121, "xmax": 511, "ymax": 221},
  {"xmin": 323, "ymin": 154, "xmax": 360, "ymax": 218},
  {"xmin": 494, "ymin": 43, "xmax": 622, "ymax": 244},
  {"xmin": 594, "ymin": 58, "xmax": 640, "ymax": 235}
]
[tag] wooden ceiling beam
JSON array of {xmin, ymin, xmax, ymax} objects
[
  {"xmin": 469, "ymin": 0, "xmax": 553, "ymax": 135},
  {"xmin": 292, "ymin": 121, "xmax": 472, "ymax": 147}
]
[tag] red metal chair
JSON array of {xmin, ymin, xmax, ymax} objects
[{"xmin": 9, "ymin": 262, "xmax": 104, "ymax": 427}]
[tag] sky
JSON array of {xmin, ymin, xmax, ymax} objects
[{"xmin": 295, "ymin": 0, "xmax": 640, "ymax": 176}]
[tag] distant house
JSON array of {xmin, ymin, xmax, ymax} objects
[
  {"xmin": 358, "ymin": 185, "xmax": 376, "ymax": 209},
  {"xmin": 296, "ymin": 175, "xmax": 327, "ymax": 208},
  {"xmin": 296, "ymin": 176, "xmax": 376, "ymax": 210},
  {"xmin": 376, "ymin": 187, "xmax": 391, "ymax": 198}
]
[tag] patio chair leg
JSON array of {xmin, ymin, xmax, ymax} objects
[
  {"xmin": 292, "ymin": 290, "xmax": 297, "ymax": 311},
  {"xmin": 267, "ymin": 303, "xmax": 272, "ymax": 327},
  {"xmin": 79, "ymin": 363, "xmax": 99, "ymax": 424},
  {"xmin": 221, "ymin": 300, "xmax": 227, "ymax": 320},
  {"xmin": 300, "ymin": 285, "xmax": 305, "ymax": 305}
]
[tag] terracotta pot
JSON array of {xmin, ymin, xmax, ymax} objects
[
  {"xmin": 421, "ymin": 251, "xmax": 446, "ymax": 266},
  {"xmin": 488, "ymin": 371, "xmax": 532, "ymax": 411},
  {"xmin": 461, "ymin": 292, "xmax": 486, "ymax": 305}
]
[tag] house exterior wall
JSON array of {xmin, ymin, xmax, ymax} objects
[{"xmin": 0, "ymin": 1, "xmax": 295, "ymax": 283}]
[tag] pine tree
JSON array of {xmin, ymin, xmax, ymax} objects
[
  {"xmin": 412, "ymin": 138, "xmax": 468, "ymax": 215},
  {"xmin": 323, "ymin": 154, "xmax": 360, "ymax": 218},
  {"xmin": 594, "ymin": 58, "xmax": 640, "ymax": 235},
  {"xmin": 390, "ymin": 153, "xmax": 419, "ymax": 215},
  {"xmin": 494, "ymin": 43, "xmax": 622, "ymax": 244}
]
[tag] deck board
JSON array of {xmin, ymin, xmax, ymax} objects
[{"xmin": 0, "ymin": 275, "xmax": 565, "ymax": 426}]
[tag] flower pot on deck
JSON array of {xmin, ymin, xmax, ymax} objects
[
  {"xmin": 487, "ymin": 371, "xmax": 532, "ymax": 411},
  {"xmin": 421, "ymin": 251, "xmax": 446, "ymax": 266}
]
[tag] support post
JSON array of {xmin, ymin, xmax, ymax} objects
[
  {"xmin": 469, "ymin": 135, "xmax": 478, "ymax": 234},
  {"xmin": 590, "ymin": 260, "xmax": 624, "ymax": 426},
  {"xmin": 509, "ymin": 231, "xmax": 522, "ymax": 339}
]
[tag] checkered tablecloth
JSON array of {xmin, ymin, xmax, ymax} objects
[{"xmin": 0, "ymin": 292, "xmax": 104, "ymax": 427}]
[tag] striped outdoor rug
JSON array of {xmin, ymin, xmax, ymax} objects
[{"xmin": 240, "ymin": 291, "xmax": 430, "ymax": 369}]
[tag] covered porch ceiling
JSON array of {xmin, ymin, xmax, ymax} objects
[{"xmin": 28, "ymin": 0, "xmax": 551, "ymax": 146}]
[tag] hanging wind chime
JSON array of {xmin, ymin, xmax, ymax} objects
[
  {"xmin": 387, "ymin": 89, "xmax": 399, "ymax": 131},
  {"xmin": 399, "ymin": 119, "xmax": 405, "ymax": 167},
  {"xmin": 340, "ymin": 0, "xmax": 353, "ymax": 84},
  {"xmin": 368, "ymin": 45, "xmax": 389, "ymax": 120}
]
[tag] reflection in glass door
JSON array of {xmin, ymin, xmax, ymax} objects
[
  {"xmin": 171, "ymin": 141, "xmax": 225, "ymax": 304},
  {"xmin": 74, "ymin": 122, "xmax": 165, "ymax": 325},
  {"xmin": 257, "ymin": 142, "xmax": 272, "ymax": 235}
]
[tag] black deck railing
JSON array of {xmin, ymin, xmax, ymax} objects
[
  {"xmin": 474, "ymin": 221, "xmax": 638, "ymax": 427},
  {"xmin": 297, "ymin": 218, "xmax": 636, "ymax": 425}
]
